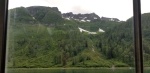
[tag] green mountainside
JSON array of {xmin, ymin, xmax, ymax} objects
[{"xmin": 6, "ymin": 6, "xmax": 150, "ymax": 68}]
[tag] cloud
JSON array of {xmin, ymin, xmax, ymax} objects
[
  {"xmin": 70, "ymin": 6, "xmax": 93, "ymax": 14},
  {"xmin": 10, "ymin": 0, "xmax": 150, "ymax": 20}
]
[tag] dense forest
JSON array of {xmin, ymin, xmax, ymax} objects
[{"xmin": 6, "ymin": 6, "xmax": 150, "ymax": 68}]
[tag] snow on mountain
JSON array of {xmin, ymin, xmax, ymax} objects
[
  {"xmin": 86, "ymin": 20, "xmax": 91, "ymax": 22},
  {"xmin": 94, "ymin": 17, "xmax": 98, "ymax": 19},
  {"xmin": 65, "ymin": 18, "xmax": 71, "ymax": 20},
  {"xmin": 78, "ymin": 27, "xmax": 105, "ymax": 34},
  {"xmin": 62, "ymin": 12, "xmax": 120, "ymax": 22},
  {"xmin": 99, "ymin": 28, "xmax": 105, "ymax": 32},
  {"xmin": 81, "ymin": 20, "xmax": 86, "ymax": 22},
  {"xmin": 62, "ymin": 12, "xmax": 100, "ymax": 22}
]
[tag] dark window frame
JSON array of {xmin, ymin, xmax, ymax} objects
[
  {"xmin": 0, "ymin": 0, "xmax": 8, "ymax": 73},
  {"xmin": 0, "ymin": 0, "xmax": 143, "ymax": 73},
  {"xmin": 133, "ymin": 0, "xmax": 143, "ymax": 73}
]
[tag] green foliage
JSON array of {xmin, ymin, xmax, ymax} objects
[
  {"xmin": 42, "ymin": 11, "xmax": 64, "ymax": 25},
  {"xmin": 7, "ymin": 6, "xmax": 150, "ymax": 68},
  {"xmin": 9, "ymin": 7, "xmax": 36, "ymax": 24}
]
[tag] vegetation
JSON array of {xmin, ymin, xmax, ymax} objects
[{"xmin": 6, "ymin": 6, "xmax": 150, "ymax": 68}]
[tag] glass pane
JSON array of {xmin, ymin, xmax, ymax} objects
[
  {"xmin": 141, "ymin": 0, "xmax": 150, "ymax": 73},
  {"xmin": 6, "ymin": 0, "xmax": 135, "ymax": 73}
]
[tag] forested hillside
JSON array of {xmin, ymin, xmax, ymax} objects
[{"xmin": 6, "ymin": 6, "xmax": 150, "ymax": 68}]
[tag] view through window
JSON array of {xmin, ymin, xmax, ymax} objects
[
  {"xmin": 141, "ymin": 0, "xmax": 150, "ymax": 73},
  {"xmin": 5, "ymin": 0, "xmax": 138, "ymax": 73}
]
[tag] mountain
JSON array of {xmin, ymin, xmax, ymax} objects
[
  {"xmin": 101, "ymin": 17, "xmax": 120, "ymax": 22},
  {"xmin": 62, "ymin": 12, "xmax": 100, "ymax": 22},
  {"xmin": 8, "ymin": 6, "xmax": 122, "ymax": 34},
  {"xmin": 62, "ymin": 12, "xmax": 120, "ymax": 22},
  {"xmin": 9, "ymin": 7, "xmax": 36, "ymax": 24},
  {"xmin": 27, "ymin": 6, "xmax": 63, "ymax": 25},
  {"xmin": 6, "ymin": 6, "xmax": 150, "ymax": 68},
  {"xmin": 96, "ymin": 13, "xmax": 150, "ymax": 66}
]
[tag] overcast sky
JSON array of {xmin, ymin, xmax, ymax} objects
[{"xmin": 9, "ymin": 0, "xmax": 150, "ymax": 21}]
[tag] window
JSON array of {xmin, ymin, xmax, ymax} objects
[{"xmin": 0, "ymin": 0, "xmax": 144, "ymax": 73}]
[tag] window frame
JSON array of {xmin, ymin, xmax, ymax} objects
[
  {"xmin": 0, "ymin": 0, "xmax": 143, "ymax": 73},
  {"xmin": 0, "ymin": 0, "xmax": 8, "ymax": 73},
  {"xmin": 133, "ymin": 0, "xmax": 143, "ymax": 73}
]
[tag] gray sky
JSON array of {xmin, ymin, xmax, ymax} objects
[{"xmin": 9, "ymin": 0, "xmax": 150, "ymax": 21}]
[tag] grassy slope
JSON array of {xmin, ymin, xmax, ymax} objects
[{"xmin": 7, "ymin": 22, "xmax": 129, "ymax": 68}]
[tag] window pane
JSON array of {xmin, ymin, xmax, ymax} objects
[
  {"xmin": 141, "ymin": 0, "xmax": 150, "ymax": 73},
  {"xmin": 6, "ymin": 0, "xmax": 135, "ymax": 73}
]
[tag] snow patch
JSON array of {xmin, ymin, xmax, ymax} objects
[
  {"xmin": 74, "ymin": 19, "xmax": 79, "ymax": 21},
  {"xmin": 65, "ymin": 18, "xmax": 70, "ymax": 20},
  {"xmin": 111, "ymin": 18, "xmax": 114, "ymax": 21},
  {"xmin": 81, "ymin": 20, "xmax": 86, "ymax": 22},
  {"xmin": 83, "ymin": 17, "xmax": 87, "ymax": 19},
  {"xmin": 86, "ymin": 20, "xmax": 91, "ymax": 22},
  {"xmin": 78, "ymin": 27, "xmax": 97, "ymax": 34},
  {"xmin": 32, "ymin": 17, "xmax": 35, "ymax": 20},
  {"xmin": 94, "ymin": 17, "xmax": 97, "ymax": 19},
  {"xmin": 99, "ymin": 28, "xmax": 105, "ymax": 32},
  {"xmin": 78, "ymin": 27, "xmax": 105, "ymax": 34}
]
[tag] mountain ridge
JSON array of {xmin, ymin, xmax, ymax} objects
[{"xmin": 9, "ymin": 6, "xmax": 121, "ymax": 23}]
